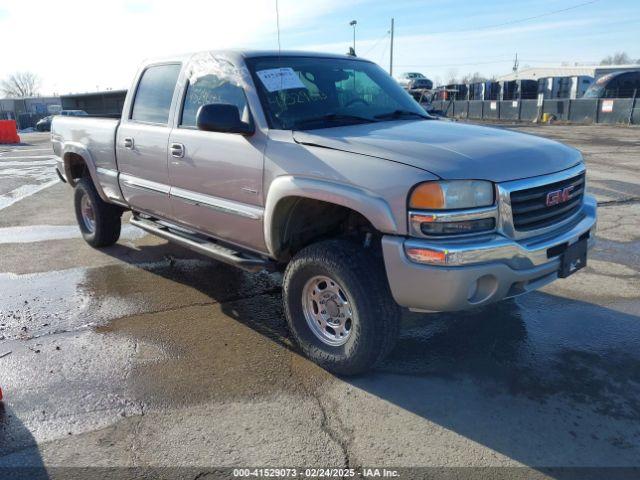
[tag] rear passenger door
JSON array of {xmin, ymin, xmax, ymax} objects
[{"xmin": 116, "ymin": 63, "xmax": 181, "ymax": 218}]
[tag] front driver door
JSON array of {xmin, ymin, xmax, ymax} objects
[{"xmin": 167, "ymin": 66, "xmax": 266, "ymax": 254}]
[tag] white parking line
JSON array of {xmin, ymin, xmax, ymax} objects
[
  {"xmin": 0, "ymin": 161, "xmax": 57, "ymax": 168},
  {"xmin": 0, "ymin": 155, "xmax": 55, "ymax": 160},
  {"xmin": 0, "ymin": 224, "xmax": 146, "ymax": 244},
  {"xmin": 0, "ymin": 148, "xmax": 53, "ymax": 153},
  {"xmin": 0, "ymin": 179, "xmax": 60, "ymax": 211},
  {"xmin": 0, "ymin": 152, "xmax": 60, "ymax": 210}
]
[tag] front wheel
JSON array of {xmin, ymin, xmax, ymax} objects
[
  {"xmin": 283, "ymin": 239, "xmax": 400, "ymax": 375},
  {"xmin": 74, "ymin": 177, "xmax": 122, "ymax": 247}
]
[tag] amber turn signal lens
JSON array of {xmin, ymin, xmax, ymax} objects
[
  {"xmin": 409, "ymin": 182, "xmax": 444, "ymax": 209},
  {"xmin": 405, "ymin": 247, "xmax": 449, "ymax": 264}
]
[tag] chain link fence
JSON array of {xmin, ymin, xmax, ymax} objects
[{"xmin": 430, "ymin": 97, "xmax": 639, "ymax": 125}]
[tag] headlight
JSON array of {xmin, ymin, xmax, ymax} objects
[
  {"xmin": 409, "ymin": 180, "xmax": 494, "ymax": 210},
  {"xmin": 408, "ymin": 180, "xmax": 497, "ymax": 237}
]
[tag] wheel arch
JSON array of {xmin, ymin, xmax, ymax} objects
[
  {"xmin": 264, "ymin": 176, "xmax": 399, "ymax": 260},
  {"xmin": 62, "ymin": 143, "xmax": 110, "ymax": 202}
]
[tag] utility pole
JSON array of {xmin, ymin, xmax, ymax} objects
[
  {"xmin": 512, "ymin": 52, "xmax": 519, "ymax": 75},
  {"xmin": 389, "ymin": 18, "xmax": 395, "ymax": 76},
  {"xmin": 349, "ymin": 20, "xmax": 357, "ymax": 55}
]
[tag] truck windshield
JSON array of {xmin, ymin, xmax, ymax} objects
[{"xmin": 246, "ymin": 56, "xmax": 429, "ymax": 130}]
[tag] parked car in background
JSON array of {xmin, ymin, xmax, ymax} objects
[
  {"xmin": 60, "ymin": 110, "xmax": 89, "ymax": 116},
  {"xmin": 396, "ymin": 72, "xmax": 426, "ymax": 88},
  {"xmin": 36, "ymin": 115, "xmax": 54, "ymax": 132},
  {"xmin": 52, "ymin": 50, "xmax": 596, "ymax": 375},
  {"xmin": 583, "ymin": 71, "xmax": 640, "ymax": 98},
  {"xmin": 407, "ymin": 78, "xmax": 433, "ymax": 101}
]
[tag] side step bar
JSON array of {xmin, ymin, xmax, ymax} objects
[{"xmin": 130, "ymin": 216, "xmax": 274, "ymax": 272}]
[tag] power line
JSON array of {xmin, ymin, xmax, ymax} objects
[
  {"xmin": 422, "ymin": 0, "xmax": 602, "ymax": 35},
  {"xmin": 359, "ymin": 0, "xmax": 604, "ymax": 68},
  {"xmin": 361, "ymin": 30, "xmax": 390, "ymax": 57},
  {"xmin": 379, "ymin": 37, "xmax": 389, "ymax": 66},
  {"xmin": 396, "ymin": 60, "xmax": 517, "ymax": 68}
]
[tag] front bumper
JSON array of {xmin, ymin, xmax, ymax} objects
[{"xmin": 382, "ymin": 195, "xmax": 597, "ymax": 312}]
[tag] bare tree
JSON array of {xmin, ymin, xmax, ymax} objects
[
  {"xmin": 460, "ymin": 72, "xmax": 488, "ymax": 84},
  {"xmin": 600, "ymin": 52, "xmax": 632, "ymax": 65},
  {"xmin": 446, "ymin": 68, "xmax": 458, "ymax": 85},
  {"xmin": 0, "ymin": 72, "xmax": 41, "ymax": 98}
]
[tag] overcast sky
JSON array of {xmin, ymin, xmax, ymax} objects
[{"xmin": 0, "ymin": 0, "xmax": 638, "ymax": 95}]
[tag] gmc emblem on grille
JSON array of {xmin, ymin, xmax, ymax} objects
[{"xmin": 546, "ymin": 186, "xmax": 574, "ymax": 207}]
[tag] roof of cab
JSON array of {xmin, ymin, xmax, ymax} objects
[
  {"xmin": 238, "ymin": 50, "xmax": 368, "ymax": 61},
  {"xmin": 142, "ymin": 49, "xmax": 371, "ymax": 66}
]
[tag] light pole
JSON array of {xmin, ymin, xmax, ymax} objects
[{"xmin": 349, "ymin": 20, "xmax": 357, "ymax": 55}]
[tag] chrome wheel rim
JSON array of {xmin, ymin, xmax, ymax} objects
[
  {"xmin": 302, "ymin": 275, "xmax": 354, "ymax": 347},
  {"xmin": 80, "ymin": 193, "xmax": 96, "ymax": 233}
]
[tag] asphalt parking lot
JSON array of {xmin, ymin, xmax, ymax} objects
[{"xmin": 1, "ymin": 125, "xmax": 639, "ymax": 479}]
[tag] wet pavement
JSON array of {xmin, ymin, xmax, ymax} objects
[{"xmin": 0, "ymin": 129, "xmax": 639, "ymax": 477}]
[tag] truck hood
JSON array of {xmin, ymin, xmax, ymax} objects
[{"xmin": 293, "ymin": 120, "xmax": 582, "ymax": 182}]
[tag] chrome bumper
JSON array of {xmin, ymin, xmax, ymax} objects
[{"xmin": 382, "ymin": 195, "xmax": 597, "ymax": 312}]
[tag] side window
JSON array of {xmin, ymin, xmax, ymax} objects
[
  {"xmin": 180, "ymin": 74, "xmax": 249, "ymax": 128},
  {"xmin": 617, "ymin": 73, "xmax": 640, "ymax": 97},
  {"xmin": 604, "ymin": 77, "xmax": 620, "ymax": 98},
  {"xmin": 131, "ymin": 64, "xmax": 181, "ymax": 124}
]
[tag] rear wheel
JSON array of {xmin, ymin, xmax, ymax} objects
[
  {"xmin": 74, "ymin": 177, "xmax": 122, "ymax": 247},
  {"xmin": 283, "ymin": 239, "xmax": 400, "ymax": 375}
]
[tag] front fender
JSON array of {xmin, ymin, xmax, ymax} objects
[{"xmin": 264, "ymin": 175, "xmax": 399, "ymax": 257}]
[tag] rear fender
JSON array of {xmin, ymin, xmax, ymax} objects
[{"xmin": 62, "ymin": 142, "xmax": 108, "ymax": 200}]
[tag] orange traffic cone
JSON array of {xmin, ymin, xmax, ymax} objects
[{"xmin": 0, "ymin": 120, "xmax": 20, "ymax": 144}]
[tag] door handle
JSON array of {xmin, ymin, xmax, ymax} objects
[
  {"xmin": 170, "ymin": 143, "xmax": 185, "ymax": 158},
  {"xmin": 123, "ymin": 137, "xmax": 134, "ymax": 149}
]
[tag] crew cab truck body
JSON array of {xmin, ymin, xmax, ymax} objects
[{"xmin": 52, "ymin": 50, "xmax": 597, "ymax": 374}]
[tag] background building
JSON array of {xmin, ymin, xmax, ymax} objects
[
  {"xmin": 498, "ymin": 64, "xmax": 640, "ymax": 81},
  {"xmin": 60, "ymin": 90, "xmax": 127, "ymax": 117},
  {"xmin": 0, "ymin": 96, "xmax": 61, "ymax": 129}
]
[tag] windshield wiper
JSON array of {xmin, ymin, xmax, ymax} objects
[
  {"xmin": 295, "ymin": 113, "xmax": 377, "ymax": 128},
  {"xmin": 374, "ymin": 110, "xmax": 431, "ymax": 120}
]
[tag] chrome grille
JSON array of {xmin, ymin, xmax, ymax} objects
[{"xmin": 510, "ymin": 173, "xmax": 585, "ymax": 231}]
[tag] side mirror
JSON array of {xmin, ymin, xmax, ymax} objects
[{"xmin": 196, "ymin": 104, "xmax": 254, "ymax": 135}]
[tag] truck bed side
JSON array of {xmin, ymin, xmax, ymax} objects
[{"xmin": 51, "ymin": 116, "xmax": 126, "ymax": 205}]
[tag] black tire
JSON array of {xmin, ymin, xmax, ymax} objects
[
  {"xmin": 283, "ymin": 239, "xmax": 401, "ymax": 375},
  {"xmin": 74, "ymin": 177, "xmax": 122, "ymax": 247}
]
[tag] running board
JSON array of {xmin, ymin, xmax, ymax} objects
[{"xmin": 130, "ymin": 216, "xmax": 273, "ymax": 272}]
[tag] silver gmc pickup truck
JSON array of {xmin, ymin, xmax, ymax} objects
[{"xmin": 52, "ymin": 50, "xmax": 597, "ymax": 374}]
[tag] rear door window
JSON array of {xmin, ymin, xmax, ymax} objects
[{"xmin": 131, "ymin": 64, "xmax": 181, "ymax": 124}]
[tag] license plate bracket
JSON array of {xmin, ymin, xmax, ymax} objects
[{"xmin": 559, "ymin": 239, "xmax": 588, "ymax": 278}]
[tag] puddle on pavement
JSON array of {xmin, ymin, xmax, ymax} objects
[
  {"xmin": 0, "ymin": 224, "xmax": 147, "ymax": 244},
  {"xmin": 381, "ymin": 292, "xmax": 640, "ymax": 420},
  {"xmin": 93, "ymin": 294, "xmax": 311, "ymax": 408},
  {"xmin": 0, "ymin": 258, "xmax": 280, "ymax": 342},
  {"xmin": 0, "ymin": 268, "xmax": 91, "ymax": 341},
  {"xmin": 2, "ymin": 220, "xmax": 638, "ymax": 418}
]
